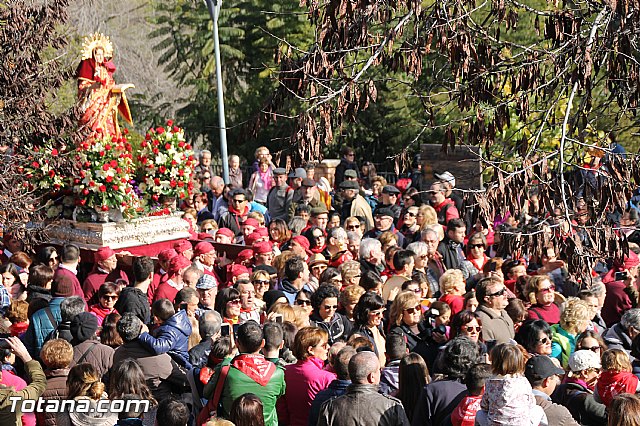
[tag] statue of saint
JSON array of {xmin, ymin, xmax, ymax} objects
[{"xmin": 76, "ymin": 33, "xmax": 134, "ymax": 140}]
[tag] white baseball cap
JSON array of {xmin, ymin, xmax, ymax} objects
[{"xmin": 435, "ymin": 171, "xmax": 455, "ymax": 188}]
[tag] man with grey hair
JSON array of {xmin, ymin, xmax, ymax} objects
[
  {"xmin": 114, "ymin": 313, "xmax": 186, "ymax": 402},
  {"xmin": 189, "ymin": 310, "xmax": 223, "ymax": 368},
  {"xmin": 228, "ymin": 154, "xmax": 243, "ymax": 189},
  {"xmin": 317, "ymin": 351, "xmax": 409, "ymax": 426},
  {"xmin": 421, "ymin": 227, "xmax": 445, "ymax": 298},
  {"xmin": 45, "ymin": 296, "xmax": 85, "ymax": 343},
  {"xmin": 182, "ymin": 266, "xmax": 203, "ymax": 289},
  {"xmin": 196, "ymin": 149, "xmax": 214, "ymax": 177},
  {"xmin": 602, "ymin": 308, "xmax": 640, "ymax": 360},
  {"xmin": 326, "ymin": 227, "xmax": 351, "ymax": 264},
  {"xmin": 359, "ymin": 238, "xmax": 383, "ymax": 279},
  {"xmin": 407, "ymin": 242, "xmax": 429, "ymax": 294}
]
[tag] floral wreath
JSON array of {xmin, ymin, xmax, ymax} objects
[{"xmin": 81, "ymin": 32, "xmax": 114, "ymax": 61}]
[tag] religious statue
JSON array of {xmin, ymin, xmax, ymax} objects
[{"xmin": 76, "ymin": 33, "xmax": 134, "ymax": 140}]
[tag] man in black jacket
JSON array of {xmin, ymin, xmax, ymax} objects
[
  {"xmin": 437, "ymin": 218, "xmax": 466, "ymax": 270},
  {"xmin": 318, "ymin": 351, "xmax": 410, "ymax": 426},
  {"xmin": 115, "ymin": 256, "xmax": 153, "ymax": 324}
]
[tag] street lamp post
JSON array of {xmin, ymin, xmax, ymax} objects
[{"xmin": 204, "ymin": 0, "xmax": 229, "ymax": 183}]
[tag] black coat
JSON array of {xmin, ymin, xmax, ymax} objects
[
  {"xmin": 115, "ymin": 286, "xmax": 151, "ymax": 324},
  {"xmin": 552, "ymin": 382, "xmax": 607, "ymax": 426}
]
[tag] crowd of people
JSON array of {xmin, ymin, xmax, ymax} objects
[{"xmin": 2, "ymin": 145, "xmax": 640, "ymax": 426}]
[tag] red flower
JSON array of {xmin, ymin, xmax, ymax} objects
[
  {"xmin": 101, "ymin": 205, "xmax": 109, "ymax": 211},
  {"xmin": 156, "ymin": 127, "xmax": 165, "ymax": 134},
  {"xmin": 99, "ymin": 151, "xmax": 105, "ymax": 157},
  {"xmin": 159, "ymin": 166, "xmax": 167, "ymax": 174},
  {"xmin": 153, "ymin": 178, "xmax": 161, "ymax": 185},
  {"xmin": 173, "ymin": 126, "xmax": 180, "ymax": 133},
  {"xmin": 167, "ymin": 119, "xmax": 174, "ymax": 127},
  {"xmin": 112, "ymin": 185, "xmax": 119, "ymax": 191},
  {"xmin": 111, "ymin": 137, "xmax": 117, "ymax": 142},
  {"xmin": 177, "ymin": 181, "xmax": 184, "ymax": 188},
  {"xmin": 141, "ymin": 141, "xmax": 148, "ymax": 148},
  {"xmin": 79, "ymin": 199, "xmax": 87, "ymax": 206},
  {"xmin": 179, "ymin": 192, "xmax": 185, "ymax": 199},
  {"xmin": 165, "ymin": 143, "xmax": 171, "ymax": 150},
  {"xmin": 106, "ymin": 176, "xmax": 113, "ymax": 183},
  {"xmin": 170, "ymin": 180, "xmax": 177, "ymax": 188},
  {"xmin": 53, "ymin": 184, "xmax": 61, "ymax": 190},
  {"xmin": 171, "ymin": 160, "xmax": 178, "ymax": 166},
  {"xmin": 125, "ymin": 187, "xmax": 131, "ymax": 194},
  {"xmin": 73, "ymin": 179, "xmax": 80, "ymax": 184},
  {"xmin": 152, "ymin": 194, "xmax": 159, "ymax": 201},
  {"xmin": 99, "ymin": 185, "xmax": 107, "ymax": 192},
  {"xmin": 84, "ymin": 162, "xmax": 91, "ymax": 168},
  {"xmin": 152, "ymin": 139, "xmax": 160, "ymax": 147},
  {"xmin": 31, "ymin": 161, "xmax": 39, "ymax": 168},
  {"xmin": 105, "ymin": 144, "xmax": 112, "ymax": 151},
  {"xmin": 89, "ymin": 181, "xmax": 96, "ymax": 187},
  {"xmin": 121, "ymin": 201, "xmax": 127, "ymax": 206},
  {"xmin": 178, "ymin": 141, "xmax": 185, "ymax": 148},
  {"xmin": 116, "ymin": 167, "xmax": 122, "ymax": 174},
  {"xmin": 123, "ymin": 128, "xmax": 129, "ymax": 135},
  {"xmin": 48, "ymin": 170, "xmax": 55, "ymax": 178},
  {"xmin": 82, "ymin": 189, "xmax": 89, "ymax": 195},
  {"xmin": 186, "ymin": 144, "xmax": 192, "ymax": 150},
  {"xmin": 178, "ymin": 169, "xmax": 184, "ymax": 176},
  {"xmin": 110, "ymin": 160, "xmax": 117, "ymax": 167},
  {"xmin": 51, "ymin": 149, "xmax": 59, "ymax": 156},
  {"xmin": 102, "ymin": 164, "xmax": 110, "ymax": 171},
  {"xmin": 153, "ymin": 148, "xmax": 159, "ymax": 155},
  {"xmin": 121, "ymin": 177, "xmax": 127, "ymax": 183},
  {"xmin": 80, "ymin": 170, "xmax": 86, "ymax": 178},
  {"xmin": 145, "ymin": 133, "xmax": 151, "ymax": 140}
]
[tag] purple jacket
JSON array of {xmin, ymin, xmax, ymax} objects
[{"xmin": 278, "ymin": 356, "xmax": 336, "ymax": 426}]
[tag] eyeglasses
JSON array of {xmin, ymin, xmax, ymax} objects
[
  {"xmin": 470, "ymin": 244, "xmax": 485, "ymax": 249},
  {"xmin": 347, "ymin": 224, "xmax": 360, "ymax": 230},
  {"xmin": 580, "ymin": 345, "xmax": 601, "ymax": 352},
  {"xmin": 253, "ymin": 280, "xmax": 269, "ymax": 286},
  {"xmin": 296, "ymin": 300, "xmax": 312, "ymax": 306},
  {"xmin": 404, "ymin": 305, "xmax": 422, "ymax": 314},
  {"xmin": 462, "ymin": 325, "xmax": 482, "ymax": 333},
  {"xmin": 312, "ymin": 234, "xmax": 324, "ymax": 239},
  {"xmin": 538, "ymin": 285, "xmax": 556, "ymax": 294},
  {"xmin": 231, "ymin": 199, "xmax": 246, "ymax": 204},
  {"xmin": 405, "ymin": 212, "xmax": 416, "ymax": 217},
  {"xmin": 486, "ymin": 287, "xmax": 507, "ymax": 298},
  {"xmin": 228, "ymin": 299, "xmax": 241, "ymax": 305},
  {"xmin": 537, "ymin": 336, "xmax": 551, "ymax": 345},
  {"xmin": 370, "ymin": 309, "xmax": 386, "ymax": 316},
  {"xmin": 203, "ymin": 175, "xmax": 211, "ymax": 179},
  {"xmin": 323, "ymin": 305, "xmax": 338, "ymax": 310},
  {"xmin": 102, "ymin": 295, "xmax": 118, "ymax": 300}
]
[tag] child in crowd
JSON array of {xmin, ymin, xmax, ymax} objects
[
  {"xmin": 452, "ymin": 363, "xmax": 492, "ymax": 426},
  {"xmin": 464, "ymin": 291, "xmax": 478, "ymax": 312},
  {"xmin": 6, "ymin": 300, "xmax": 28, "ymax": 337},
  {"xmin": 429, "ymin": 301, "xmax": 452, "ymax": 340},
  {"xmin": 438, "ymin": 269, "xmax": 466, "ymax": 315},
  {"xmin": 379, "ymin": 333, "xmax": 407, "ymax": 395},
  {"xmin": 595, "ymin": 348, "xmax": 640, "ymax": 406},
  {"xmin": 138, "ymin": 298, "xmax": 193, "ymax": 369},
  {"xmin": 477, "ymin": 343, "xmax": 547, "ymax": 425}
]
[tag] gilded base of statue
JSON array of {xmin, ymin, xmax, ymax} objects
[{"xmin": 46, "ymin": 213, "xmax": 190, "ymax": 250}]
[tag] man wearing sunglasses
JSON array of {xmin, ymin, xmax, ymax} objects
[
  {"xmin": 218, "ymin": 188, "xmax": 250, "ymax": 239},
  {"xmin": 475, "ymin": 276, "xmax": 515, "ymax": 344}
]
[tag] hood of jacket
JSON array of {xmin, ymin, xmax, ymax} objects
[
  {"xmin": 280, "ymin": 279, "xmax": 300, "ymax": 295},
  {"xmin": 166, "ymin": 309, "xmax": 192, "ymax": 337}
]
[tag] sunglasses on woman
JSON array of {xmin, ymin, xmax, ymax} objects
[
  {"xmin": 296, "ymin": 300, "xmax": 311, "ymax": 306},
  {"xmin": 580, "ymin": 345, "xmax": 601, "ymax": 352},
  {"xmin": 404, "ymin": 305, "xmax": 422, "ymax": 314},
  {"xmin": 461, "ymin": 325, "xmax": 482, "ymax": 333}
]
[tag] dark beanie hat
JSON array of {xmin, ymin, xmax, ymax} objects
[
  {"xmin": 52, "ymin": 275, "xmax": 75, "ymax": 298},
  {"xmin": 71, "ymin": 312, "xmax": 99, "ymax": 343},
  {"xmin": 263, "ymin": 290, "xmax": 287, "ymax": 311}
]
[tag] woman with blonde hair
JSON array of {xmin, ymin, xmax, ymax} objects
[
  {"xmin": 57, "ymin": 363, "xmax": 118, "ymax": 426},
  {"xmin": 339, "ymin": 260, "xmax": 361, "ymax": 287},
  {"xmin": 551, "ymin": 297, "xmax": 593, "ymax": 368},
  {"xmin": 339, "ymin": 284, "xmax": 365, "ymax": 323},
  {"xmin": 438, "ymin": 269, "xmax": 466, "ymax": 315},
  {"xmin": 388, "ymin": 291, "xmax": 434, "ymax": 365}
]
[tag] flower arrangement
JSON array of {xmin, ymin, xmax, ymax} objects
[
  {"xmin": 72, "ymin": 131, "xmax": 139, "ymax": 216},
  {"xmin": 22, "ymin": 143, "xmax": 67, "ymax": 193},
  {"xmin": 137, "ymin": 120, "xmax": 196, "ymax": 205}
]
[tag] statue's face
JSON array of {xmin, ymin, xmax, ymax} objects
[{"xmin": 94, "ymin": 48, "xmax": 105, "ymax": 64}]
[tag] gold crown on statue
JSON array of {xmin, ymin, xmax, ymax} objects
[{"xmin": 81, "ymin": 32, "xmax": 114, "ymax": 61}]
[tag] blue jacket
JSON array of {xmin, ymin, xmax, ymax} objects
[
  {"xmin": 308, "ymin": 379, "xmax": 351, "ymax": 426},
  {"xmin": 24, "ymin": 297, "xmax": 64, "ymax": 358},
  {"xmin": 138, "ymin": 309, "xmax": 192, "ymax": 369}
]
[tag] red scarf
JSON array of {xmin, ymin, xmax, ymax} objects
[
  {"xmin": 232, "ymin": 354, "xmax": 277, "ymax": 386},
  {"xmin": 466, "ymin": 253, "xmax": 488, "ymax": 272}
]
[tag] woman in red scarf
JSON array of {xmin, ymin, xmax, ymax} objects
[
  {"xmin": 88, "ymin": 282, "xmax": 119, "ymax": 327},
  {"xmin": 462, "ymin": 232, "xmax": 489, "ymax": 281}
]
